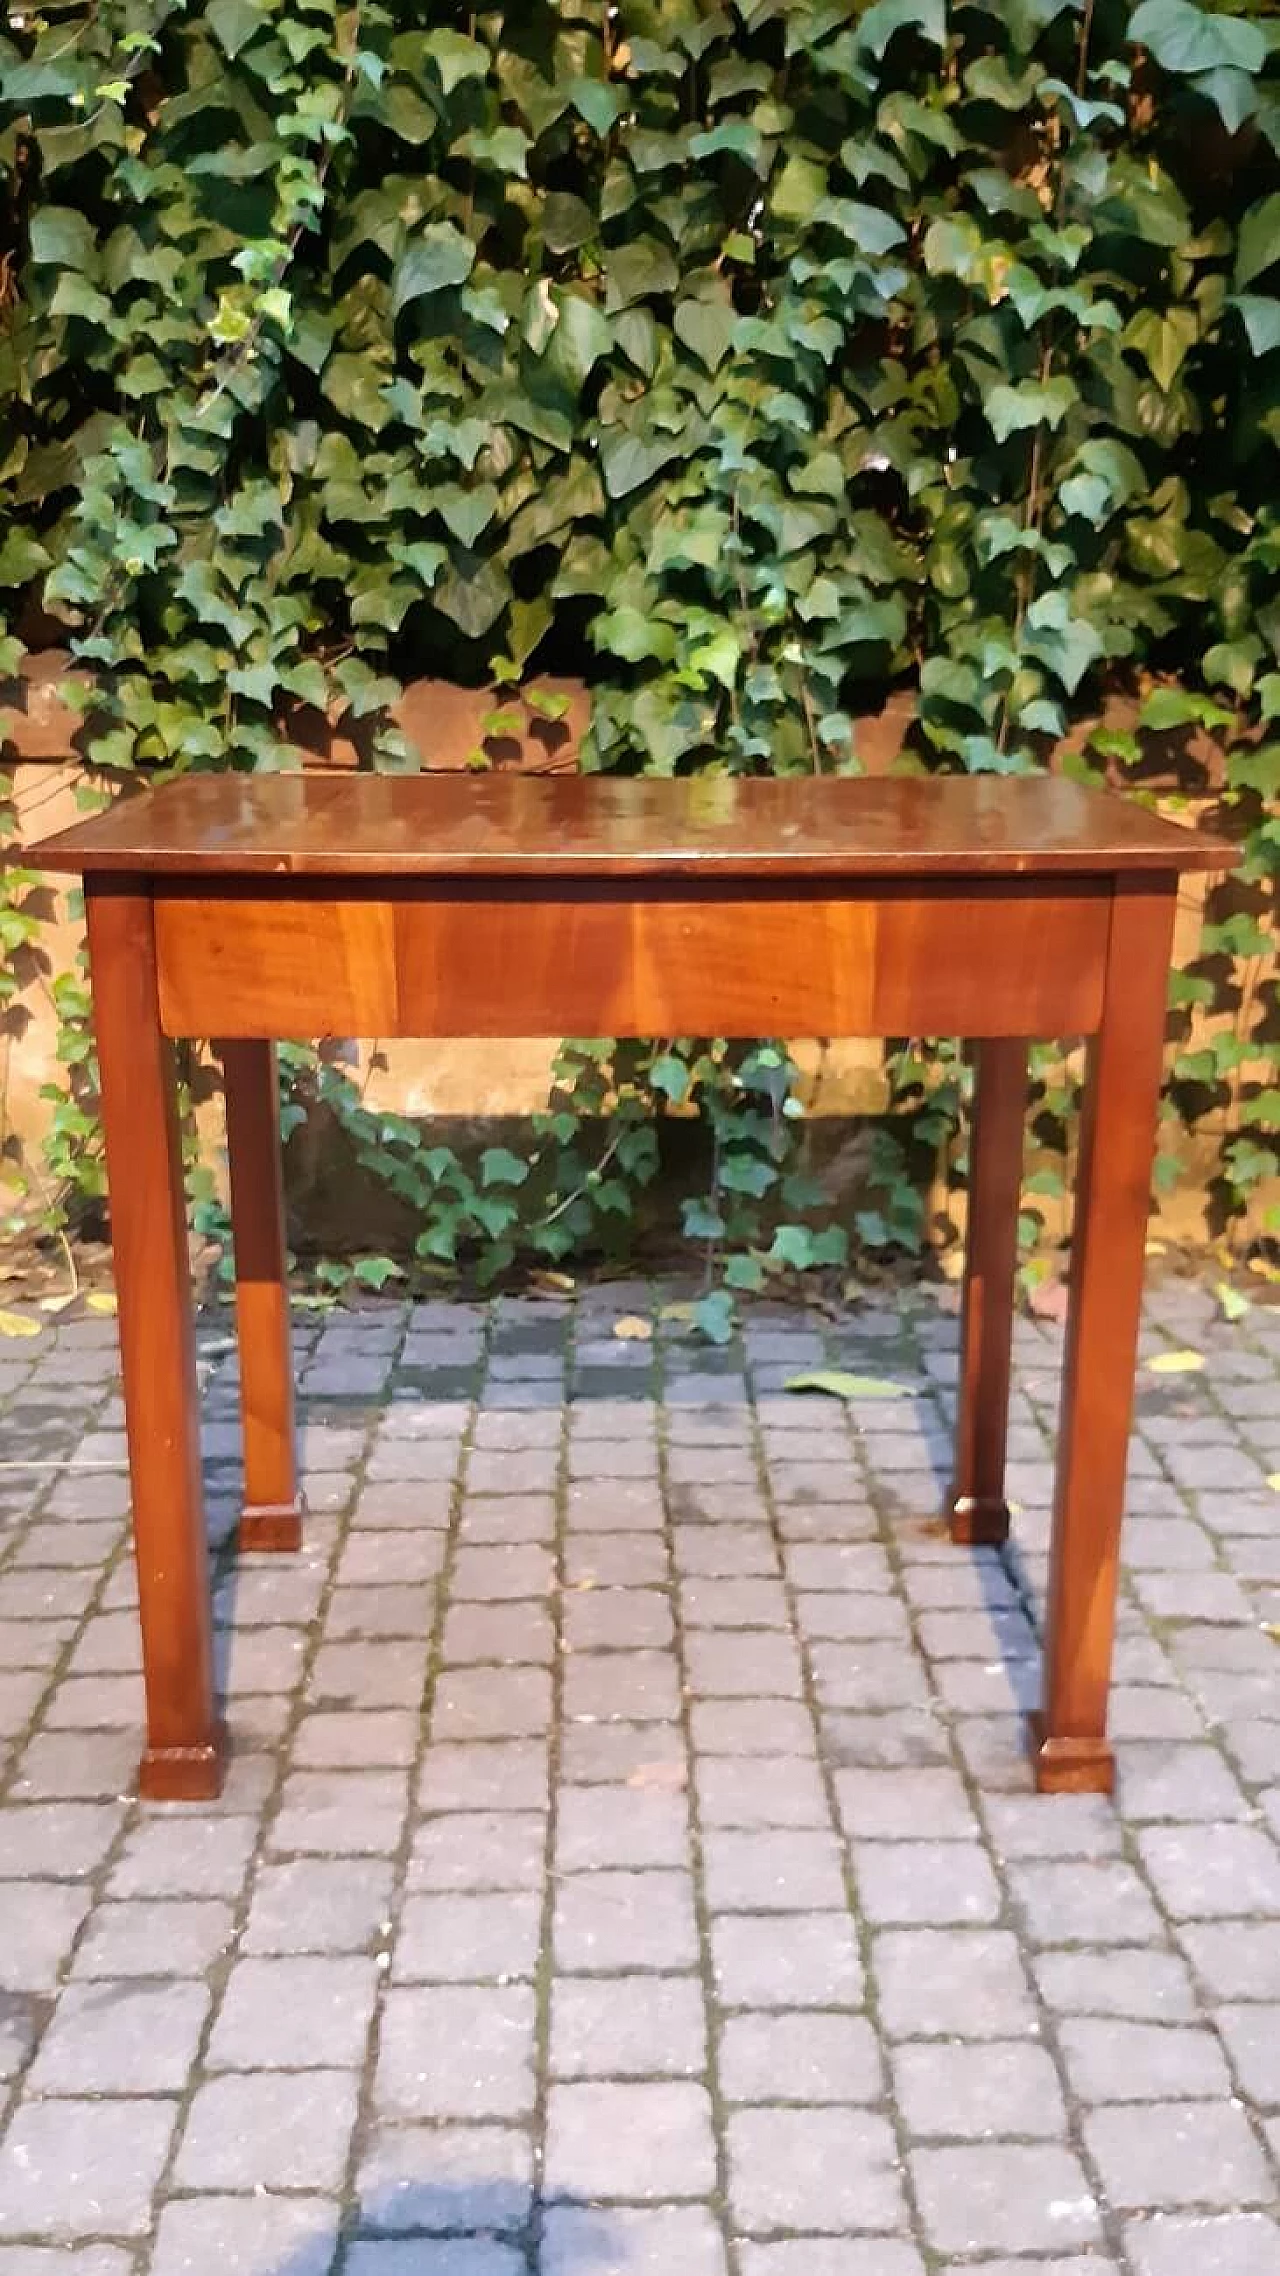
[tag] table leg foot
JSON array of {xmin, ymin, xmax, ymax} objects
[
  {"xmin": 947, "ymin": 1491, "xmax": 1011, "ymax": 1547},
  {"xmin": 139, "ymin": 1725, "xmax": 228, "ymax": 1803},
  {"xmin": 1028, "ymin": 1712, "xmax": 1115, "ymax": 1796},
  {"xmin": 238, "ymin": 1497, "xmax": 305, "ymax": 1553}
]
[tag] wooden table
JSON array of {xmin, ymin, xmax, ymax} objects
[{"xmin": 29, "ymin": 772, "xmax": 1229, "ymax": 1803}]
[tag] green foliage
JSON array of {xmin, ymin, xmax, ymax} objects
[{"xmin": 1, "ymin": 0, "xmax": 1277, "ymax": 1292}]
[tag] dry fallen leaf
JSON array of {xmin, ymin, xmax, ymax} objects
[
  {"xmin": 627, "ymin": 1761, "xmax": 688, "ymax": 1792},
  {"xmin": 785, "ymin": 1370, "xmax": 908, "ymax": 1401},
  {"xmin": 0, "ymin": 1311, "xmax": 41, "ymax": 1340},
  {"xmin": 613, "ymin": 1315, "xmax": 653, "ymax": 1342},
  {"xmin": 1266, "ymin": 1474, "xmax": 1280, "ymax": 1494},
  {"xmin": 37, "ymin": 1294, "xmax": 76, "ymax": 1315},
  {"xmin": 1027, "ymin": 1278, "xmax": 1070, "ymax": 1324},
  {"xmin": 1146, "ymin": 1349, "xmax": 1205, "ymax": 1376},
  {"xmin": 85, "ymin": 1291, "xmax": 118, "ymax": 1315}
]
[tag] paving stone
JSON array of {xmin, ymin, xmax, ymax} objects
[
  {"xmin": 562, "ymin": 1648, "xmax": 682, "ymax": 1721},
  {"xmin": 542, "ymin": 2205, "xmax": 728, "ymax": 2276},
  {"xmin": 432, "ymin": 1666, "xmax": 552, "ymax": 1742},
  {"xmin": 151, "ymin": 2194, "xmax": 341, "ymax": 2276},
  {"xmin": 1031, "ymin": 1947, "xmax": 1198, "ymax": 2023},
  {"xmin": 0, "ymin": 2095, "xmax": 177, "ymax": 2237},
  {"xmin": 1137, "ymin": 1825, "xmax": 1280, "ymax": 1919},
  {"xmin": 1176, "ymin": 1920, "xmax": 1280, "ymax": 2000},
  {"xmin": 711, "ymin": 1912, "xmax": 864, "ymax": 2008},
  {"xmin": 720, "ymin": 2011, "xmax": 882, "ymax": 2103},
  {"xmin": 395, "ymin": 1892, "xmax": 541, "ymax": 1982},
  {"xmin": 1008, "ymin": 1858, "xmax": 1165, "ymax": 1944},
  {"xmin": 347, "ymin": 2247, "xmax": 522, "ymax": 2276},
  {"xmin": 703, "ymin": 1829, "xmax": 846, "ymax": 1911},
  {"xmin": 893, "ymin": 2037, "xmax": 1066, "ymax": 2137},
  {"xmin": 1083, "ymin": 2101, "xmax": 1274, "ymax": 2211},
  {"xmin": 408, "ymin": 1809, "xmax": 546, "ymax": 1891},
  {"xmin": 911, "ymin": 2143, "xmax": 1101, "ymax": 2255},
  {"xmin": 207, "ymin": 1954, "xmax": 379, "ymax": 2068},
  {"xmin": 356, "ymin": 2122, "xmax": 533, "ymax": 2232},
  {"xmin": 244, "ymin": 1858, "xmax": 395, "ymax": 1952},
  {"xmin": 1058, "ymin": 2017, "xmax": 1232, "ymax": 2102},
  {"xmin": 28, "ymin": 1977, "xmax": 210, "ymax": 2092},
  {"xmin": 1124, "ymin": 2212, "xmax": 1280, "ymax": 2276},
  {"xmin": 110, "ymin": 1815, "xmax": 258, "ymax": 1899},
  {"xmin": 1212, "ymin": 2003, "xmax": 1280, "ymax": 2106},
  {"xmin": 556, "ymin": 1784, "xmax": 689, "ymax": 1869},
  {"xmin": 0, "ymin": 1800, "xmax": 123, "ymax": 1880},
  {"xmin": 416, "ymin": 1742, "xmax": 549, "ymax": 1815},
  {"xmin": 375, "ymin": 1984, "xmax": 535, "ymax": 2119},
  {"xmin": 550, "ymin": 1971, "xmax": 707, "ymax": 2079},
  {"xmin": 697, "ymin": 1756, "xmax": 830, "ymax": 1829},
  {"xmin": 175, "ymin": 2070, "xmax": 360, "ymax": 2190},
  {"xmin": 545, "ymin": 2079, "xmax": 717, "ymax": 2199},
  {"xmin": 0, "ymin": 2252, "xmax": 135, "ymax": 2276},
  {"xmin": 272, "ymin": 1769, "xmax": 410, "ymax": 1855},
  {"xmin": 835, "ymin": 1766, "xmax": 977, "ymax": 1841},
  {"xmin": 747, "ymin": 2249, "xmax": 929, "ymax": 2276},
  {"xmin": 853, "ymin": 1838, "xmax": 1002, "ymax": 1925},
  {"xmin": 690, "ymin": 1699, "xmax": 818, "ymax": 1755},
  {"xmin": 727, "ymin": 2106, "xmax": 905, "ymax": 2232},
  {"xmin": 874, "ymin": 1928, "xmax": 1037, "ymax": 2038},
  {"xmin": 0, "ymin": 1881, "xmax": 96, "ymax": 1989},
  {"xmin": 553, "ymin": 1868, "xmax": 698, "ymax": 1970}
]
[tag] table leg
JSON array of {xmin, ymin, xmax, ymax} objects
[
  {"xmin": 221, "ymin": 1040, "xmax": 303, "ymax": 1551},
  {"xmin": 948, "ymin": 1039, "xmax": 1029, "ymax": 1547},
  {"xmin": 1032, "ymin": 879, "xmax": 1177, "ymax": 1795},
  {"xmin": 86, "ymin": 884, "xmax": 224, "ymax": 1801}
]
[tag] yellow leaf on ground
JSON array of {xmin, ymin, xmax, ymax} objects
[
  {"xmin": 0, "ymin": 1311, "xmax": 41, "ymax": 1339},
  {"xmin": 1267, "ymin": 1474, "xmax": 1280, "ymax": 1494},
  {"xmin": 85, "ymin": 1291, "xmax": 118, "ymax": 1315},
  {"xmin": 613, "ymin": 1315, "xmax": 653, "ymax": 1341},
  {"xmin": 1146, "ymin": 1349, "xmax": 1205, "ymax": 1375}
]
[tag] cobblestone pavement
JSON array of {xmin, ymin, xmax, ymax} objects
[{"xmin": 0, "ymin": 1275, "xmax": 1276, "ymax": 2275}]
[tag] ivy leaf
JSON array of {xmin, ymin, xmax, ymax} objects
[
  {"xmin": 651, "ymin": 1053, "xmax": 690, "ymax": 1104},
  {"xmin": 422, "ymin": 28, "xmax": 489, "ymax": 95},
  {"xmin": 984, "ymin": 377, "xmax": 1077, "ymax": 442},
  {"xmin": 393, "ymin": 225, "xmax": 477, "ymax": 312},
  {"xmin": 674, "ymin": 297, "xmax": 737, "ymax": 372},
  {"xmin": 1229, "ymin": 295, "xmax": 1280, "ymax": 356},
  {"xmin": 856, "ymin": 0, "xmax": 945, "ymax": 57},
  {"xmin": 693, "ymin": 1291, "xmax": 735, "ymax": 1345},
  {"xmin": 434, "ymin": 557, "xmax": 511, "ymax": 639},
  {"xmin": 480, "ymin": 1147, "xmax": 531, "ymax": 1188},
  {"xmin": 544, "ymin": 194, "xmax": 596, "ymax": 254},
  {"xmin": 599, "ymin": 429, "xmax": 682, "ymax": 499},
  {"xmin": 1236, "ymin": 195, "xmax": 1280, "ymax": 290},
  {"xmin": 1023, "ymin": 591, "xmax": 1104, "ymax": 696},
  {"xmin": 28, "ymin": 207, "xmax": 97, "ymax": 271},
  {"xmin": 1128, "ymin": 1, "xmax": 1266, "ymax": 77},
  {"xmin": 207, "ymin": 0, "xmax": 265, "ymax": 59}
]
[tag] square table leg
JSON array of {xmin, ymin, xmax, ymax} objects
[
  {"xmin": 86, "ymin": 884, "xmax": 225, "ymax": 1801},
  {"xmin": 1032, "ymin": 878, "xmax": 1177, "ymax": 1795},
  {"xmin": 948, "ymin": 1038, "xmax": 1029, "ymax": 1547},
  {"xmin": 221, "ymin": 1039, "xmax": 303, "ymax": 1551}
]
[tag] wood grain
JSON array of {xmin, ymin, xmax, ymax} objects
[
  {"xmin": 155, "ymin": 882, "xmax": 1111, "ymax": 1040},
  {"xmin": 27, "ymin": 771, "xmax": 1233, "ymax": 880},
  {"xmin": 221, "ymin": 1039, "xmax": 302, "ymax": 1551},
  {"xmin": 948, "ymin": 1040, "xmax": 1029, "ymax": 1546},
  {"xmin": 85, "ymin": 883, "xmax": 224, "ymax": 1801},
  {"xmin": 1032, "ymin": 878, "xmax": 1179, "ymax": 1795}
]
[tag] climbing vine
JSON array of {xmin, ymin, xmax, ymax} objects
[{"xmin": 1, "ymin": 0, "xmax": 1277, "ymax": 1316}]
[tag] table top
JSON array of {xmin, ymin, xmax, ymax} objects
[{"xmin": 27, "ymin": 771, "xmax": 1231, "ymax": 881}]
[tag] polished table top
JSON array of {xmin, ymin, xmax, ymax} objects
[{"xmin": 28, "ymin": 771, "xmax": 1231, "ymax": 881}]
